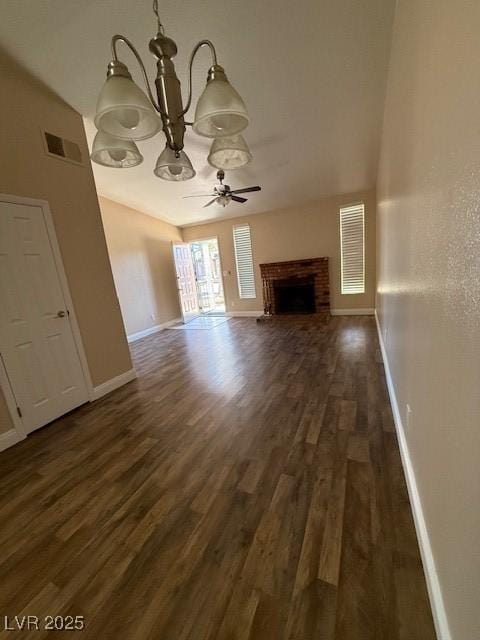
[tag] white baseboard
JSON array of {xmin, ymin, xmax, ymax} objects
[
  {"xmin": 330, "ymin": 307, "xmax": 375, "ymax": 316},
  {"xmin": 375, "ymin": 311, "xmax": 451, "ymax": 640},
  {"xmin": 0, "ymin": 428, "xmax": 25, "ymax": 453},
  {"xmin": 127, "ymin": 318, "xmax": 181, "ymax": 343},
  {"xmin": 91, "ymin": 368, "xmax": 137, "ymax": 401},
  {"xmin": 227, "ymin": 309, "xmax": 374, "ymax": 318},
  {"xmin": 226, "ymin": 310, "xmax": 263, "ymax": 317}
]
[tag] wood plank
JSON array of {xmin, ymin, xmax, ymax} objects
[
  {"xmin": 0, "ymin": 316, "xmax": 436, "ymax": 639},
  {"xmin": 334, "ymin": 460, "xmax": 374, "ymax": 639}
]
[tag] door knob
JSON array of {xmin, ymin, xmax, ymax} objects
[{"xmin": 56, "ymin": 310, "xmax": 66, "ymax": 318}]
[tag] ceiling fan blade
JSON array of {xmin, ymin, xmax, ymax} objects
[
  {"xmin": 231, "ymin": 195, "xmax": 247, "ymax": 203},
  {"xmin": 182, "ymin": 194, "xmax": 215, "ymax": 199},
  {"xmin": 203, "ymin": 198, "xmax": 218, "ymax": 208},
  {"xmin": 230, "ymin": 186, "xmax": 261, "ymax": 195}
]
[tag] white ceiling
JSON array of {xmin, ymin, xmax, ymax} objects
[{"xmin": 0, "ymin": 0, "xmax": 395, "ymax": 226}]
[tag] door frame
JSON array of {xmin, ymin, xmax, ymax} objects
[
  {"xmin": 186, "ymin": 235, "xmax": 228, "ymax": 313},
  {"xmin": 0, "ymin": 193, "xmax": 94, "ymax": 443}
]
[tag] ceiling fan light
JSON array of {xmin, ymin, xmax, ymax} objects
[
  {"xmin": 94, "ymin": 74, "xmax": 161, "ymax": 141},
  {"xmin": 207, "ymin": 134, "xmax": 252, "ymax": 170},
  {"xmin": 90, "ymin": 131, "xmax": 143, "ymax": 168},
  {"xmin": 217, "ymin": 195, "xmax": 231, "ymax": 207},
  {"xmin": 154, "ymin": 145, "xmax": 196, "ymax": 181},
  {"xmin": 193, "ymin": 68, "xmax": 249, "ymax": 138}
]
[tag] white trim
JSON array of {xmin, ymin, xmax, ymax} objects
[
  {"xmin": 330, "ymin": 308, "xmax": 374, "ymax": 316},
  {"xmin": 230, "ymin": 310, "xmax": 374, "ymax": 317},
  {"xmin": 375, "ymin": 311, "xmax": 451, "ymax": 640},
  {"xmin": 0, "ymin": 353, "xmax": 27, "ymax": 440},
  {"xmin": 127, "ymin": 318, "xmax": 182, "ymax": 343},
  {"xmin": 0, "ymin": 193, "xmax": 95, "ymax": 445},
  {"xmin": 226, "ymin": 310, "xmax": 263, "ymax": 317},
  {"xmin": 39, "ymin": 198, "xmax": 95, "ymax": 399},
  {"xmin": 91, "ymin": 368, "xmax": 137, "ymax": 401},
  {"xmin": 0, "ymin": 429, "xmax": 25, "ymax": 453},
  {"xmin": 0, "ymin": 194, "xmax": 94, "ymax": 397},
  {"xmin": 186, "ymin": 235, "xmax": 229, "ymax": 313}
]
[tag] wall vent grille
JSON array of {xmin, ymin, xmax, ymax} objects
[{"xmin": 43, "ymin": 131, "xmax": 83, "ymax": 165}]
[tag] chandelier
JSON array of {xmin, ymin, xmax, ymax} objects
[{"xmin": 90, "ymin": 0, "xmax": 252, "ymax": 181}]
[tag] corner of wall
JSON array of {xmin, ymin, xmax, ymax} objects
[{"xmin": 375, "ymin": 311, "xmax": 451, "ymax": 640}]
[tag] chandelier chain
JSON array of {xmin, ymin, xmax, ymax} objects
[{"xmin": 152, "ymin": 0, "xmax": 165, "ymax": 34}]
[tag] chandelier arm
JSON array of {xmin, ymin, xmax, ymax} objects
[
  {"xmin": 180, "ymin": 40, "xmax": 218, "ymax": 118},
  {"xmin": 111, "ymin": 34, "xmax": 161, "ymax": 112}
]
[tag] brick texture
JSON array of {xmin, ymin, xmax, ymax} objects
[{"xmin": 259, "ymin": 258, "xmax": 330, "ymax": 315}]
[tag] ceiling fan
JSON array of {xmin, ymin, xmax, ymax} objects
[{"xmin": 183, "ymin": 170, "xmax": 261, "ymax": 207}]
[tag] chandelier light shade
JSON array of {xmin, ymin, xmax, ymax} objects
[
  {"xmin": 154, "ymin": 145, "xmax": 196, "ymax": 181},
  {"xmin": 94, "ymin": 74, "xmax": 161, "ymax": 141},
  {"xmin": 193, "ymin": 68, "xmax": 249, "ymax": 138},
  {"xmin": 91, "ymin": 0, "xmax": 252, "ymax": 181},
  {"xmin": 90, "ymin": 131, "xmax": 143, "ymax": 168},
  {"xmin": 207, "ymin": 134, "xmax": 252, "ymax": 170}
]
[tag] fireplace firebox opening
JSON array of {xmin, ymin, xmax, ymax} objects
[{"xmin": 273, "ymin": 277, "xmax": 316, "ymax": 314}]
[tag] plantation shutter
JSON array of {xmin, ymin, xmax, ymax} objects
[
  {"xmin": 233, "ymin": 224, "xmax": 256, "ymax": 298},
  {"xmin": 340, "ymin": 203, "xmax": 365, "ymax": 294}
]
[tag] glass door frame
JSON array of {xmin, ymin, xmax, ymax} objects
[{"xmin": 188, "ymin": 235, "xmax": 227, "ymax": 316}]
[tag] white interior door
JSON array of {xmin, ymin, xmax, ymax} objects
[
  {"xmin": 0, "ymin": 201, "xmax": 89, "ymax": 434},
  {"xmin": 172, "ymin": 243, "xmax": 200, "ymax": 323}
]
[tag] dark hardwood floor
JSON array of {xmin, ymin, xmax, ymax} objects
[{"xmin": 0, "ymin": 316, "xmax": 436, "ymax": 639}]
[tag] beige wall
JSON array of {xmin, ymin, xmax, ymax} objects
[
  {"xmin": 0, "ymin": 53, "xmax": 132, "ymax": 434},
  {"xmin": 182, "ymin": 190, "xmax": 376, "ymax": 313},
  {"xmin": 99, "ymin": 197, "xmax": 182, "ymax": 337},
  {"xmin": 376, "ymin": 1, "xmax": 480, "ymax": 638}
]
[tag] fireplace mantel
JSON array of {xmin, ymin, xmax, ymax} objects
[{"xmin": 259, "ymin": 257, "xmax": 330, "ymax": 315}]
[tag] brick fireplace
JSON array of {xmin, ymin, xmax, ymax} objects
[{"xmin": 259, "ymin": 257, "xmax": 329, "ymax": 316}]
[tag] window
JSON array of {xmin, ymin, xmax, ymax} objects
[
  {"xmin": 233, "ymin": 223, "xmax": 256, "ymax": 298},
  {"xmin": 340, "ymin": 203, "xmax": 365, "ymax": 294}
]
